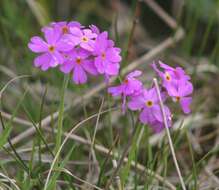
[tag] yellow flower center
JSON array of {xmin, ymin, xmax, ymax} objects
[
  {"xmin": 48, "ymin": 45, "xmax": 55, "ymax": 53},
  {"xmin": 81, "ymin": 36, "xmax": 89, "ymax": 43},
  {"xmin": 76, "ymin": 57, "xmax": 82, "ymax": 64},
  {"xmin": 62, "ymin": 26, "xmax": 69, "ymax": 34},
  {"xmin": 165, "ymin": 73, "xmax": 171, "ymax": 81},
  {"xmin": 146, "ymin": 100, "xmax": 153, "ymax": 107}
]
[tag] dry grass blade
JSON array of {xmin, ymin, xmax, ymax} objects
[
  {"xmin": 0, "ymin": 107, "xmax": 176, "ymax": 189},
  {"xmin": 143, "ymin": 0, "xmax": 178, "ymax": 29},
  {"xmin": 153, "ymin": 78, "xmax": 186, "ymax": 190},
  {"xmin": 25, "ymin": 0, "xmax": 50, "ymax": 26},
  {"xmin": 43, "ymin": 107, "xmax": 117, "ymax": 190},
  {"xmin": 59, "ymin": 168, "xmax": 103, "ymax": 190},
  {"xmin": 0, "ymin": 75, "xmax": 30, "ymax": 99},
  {"xmin": 0, "ymin": 172, "xmax": 20, "ymax": 190}
]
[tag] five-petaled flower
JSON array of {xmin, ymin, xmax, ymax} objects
[
  {"xmin": 28, "ymin": 27, "xmax": 73, "ymax": 70},
  {"xmin": 93, "ymin": 32, "xmax": 121, "ymax": 79},
  {"xmin": 152, "ymin": 60, "xmax": 193, "ymax": 114},
  {"xmin": 60, "ymin": 49, "xmax": 98, "ymax": 84},
  {"xmin": 128, "ymin": 87, "xmax": 172, "ymax": 133},
  {"xmin": 108, "ymin": 70, "xmax": 143, "ymax": 113}
]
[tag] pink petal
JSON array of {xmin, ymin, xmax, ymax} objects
[
  {"xmin": 73, "ymin": 66, "xmax": 87, "ymax": 84},
  {"xmin": 60, "ymin": 61, "xmax": 74, "ymax": 73},
  {"xmin": 83, "ymin": 29, "xmax": 97, "ymax": 39},
  {"xmin": 52, "ymin": 51, "xmax": 64, "ymax": 65},
  {"xmin": 127, "ymin": 70, "xmax": 142, "ymax": 78},
  {"xmin": 56, "ymin": 37, "xmax": 74, "ymax": 51},
  {"xmin": 180, "ymin": 97, "xmax": 192, "ymax": 114},
  {"xmin": 28, "ymin": 37, "xmax": 48, "ymax": 53},
  {"xmin": 80, "ymin": 41, "xmax": 94, "ymax": 51},
  {"xmin": 34, "ymin": 53, "xmax": 51, "ymax": 70},
  {"xmin": 158, "ymin": 60, "xmax": 174, "ymax": 71},
  {"xmin": 94, "ymin": 57, "xmax": 105, "ymax": 74},
  {"xmin": 179, "ymin": 81, "xmax": 193, "ymax": 97},
  {"xmin": 105, "ymin": 62, "xmax": 120, "ymax": 76},
  {"xmin": 43, "ymin": 27, "xmax": 58, "ymax": 44},
  {"xmin": 106, "ymin": 48, "xmax": 121, "ymax": 63},
  {"xmin": 70, "ymin": 27, "xmax": 83, "ymax": 37},
  {"xmin": 139, "ymin": 109, "xmax": 151, "ymax": 124},
  {"xmin": 128, "ymin": 96, "xmax": 144, "ymax": 110},
  {"xmin": 82, "ymin": 60, "xmax": 98, "ymax": 75}
]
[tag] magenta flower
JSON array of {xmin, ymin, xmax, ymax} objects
[
  {"xmin": 152, "ymin": 61, "xmax": 190, "ymax": 89},
  {"xmin": 60, "ymin": 49, "xmax": 98, "ymax": 84},
  {"xmin": 128, "ymin": 87, "xmax": 172, "ymax": 133},
  {"xmin": 152, "ymin": 60, "xmax": 193, "ymax": 113},
  {"xmin": 69, "ymin": 27, "xmax": 97, "ymax": 51},
  {"xmin": 108, "ymin": 70, "xmax": 143, "ymax": 113},
  {"xmin": 28, "ymin": 27, "xmax": 73, "ymax": 71},
  {"xmin": 167, "ymin": 80, "xmax": 193, "ymax": 114},
  {"xmin": 51, "ymin": 21, "xmax": 83, "ymax": 34},
  {"xmin": 93, "ymin": 32, "xmax": 121, "ymax": 78}
]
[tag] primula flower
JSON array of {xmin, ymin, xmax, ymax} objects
[
  {"xmin": 60, "ymin": 49, "xmax": 98, "ymax": 84},
  {"xmin": 69, "ymin": 27, "xmax": 97, "ymax": 51},
  {"xmin": 93, "ymin": 32, "xmax": 121, "ymax": 78},
  {"xmin": 108, "ymin": 70, "xmax": 143, "ymax": 113},
  {"xmin": 152, "ymin": 61, "xmax": 190, "ymax": 89},
  {"xmin": 128, "ymin": 87, "xmax": 172, "ymax": 133},
  {"xmin": 51, "ymin": 21, "xmax": 83, "ymax": 34},
  {"xmin": 152, "ymin": 60, "xmax": 193, "ymax": 114},
  {"xmin": 28, "ymin": 20, "xmax": 122, "ymax": 84},
  {"xmin": 28, "ymin": 27, "xmax": 73, "ymax": 71},
  {"xmin": 167, "ymin": 80, "xmax": 193, "ymax": 114}
]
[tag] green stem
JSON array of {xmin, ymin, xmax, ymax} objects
[{"xmin": 55, "ymin": 74, "xmax": 69, "ymax": 154}]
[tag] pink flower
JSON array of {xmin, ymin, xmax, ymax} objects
[
  {"xmin": 93, "ymin": 32, "xmax": 121, "ymax": 78},
  {"xmin": 108, "ymin": 70, "xmax": 143, "ymax": 113},
  {"xmin": 60, "ymin": 49, "xmax": 98, "ymax": 84},
  {"xmin": 28, "ymin": 27, "xmax": 73, "ymax": 71},
  {"xmin": 152, "ymin": 61, "xmax": 193, "ymax": 114},
  {"xmin": 167, "ymin": 80, "xmax": 193, "ymax": 114},
  {"xmin": 128, "ymin": 87, "xmax": 172, "ymax": 133},
  {"xmin": 152, "ymin": 61, "xmax": 190, "ymax": 89},
  {"xmin": 69, "ymin": 27, "xmax": 97, "ymax": 51},
  {"xmin": 51, "ymin": 21, "xmax": 83, "ymax": 34}
]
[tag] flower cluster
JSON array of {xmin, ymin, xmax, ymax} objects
[
  {"xmin": 28, "ymin": 21, "xmax": 121, "ymax": 84},
  {"xmin": 108, "ymin": 61, "xmax": 193, "ymax": 133},
  {"xmin": 152, "ymin": 61, "xmax": 193, "ymax": 114},
  {"xmin": 28, "ymin": 21, "xmax": 193, "ymax": 133}
]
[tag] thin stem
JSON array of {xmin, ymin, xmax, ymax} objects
[
  {"xmin": 55, "ymin": 74, "xmax": 69, "ymax": 154},
  {"xmin": 153, "ymin": 78, "xmax": 186, "ymax": 190}
]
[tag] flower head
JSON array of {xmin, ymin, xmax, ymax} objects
[
  {"xmin": 128, "ymin": 87, "xmax": 172, "ymax": 133},
  {"xmin": 29, "ymin": 21, "xmax": 122, "ymax": 84},
  {"xmin": 152, "ymin": 60, "xmax": 193, "ymax": 114},
  {"xmin": 69, "ymin": 27, "xmax": 97, "ymax": 51},
  {"xmin": 108, "ymin": 70, "xmax": 143, "ymax": 113},
  {"xmin": 28, "ymin": 27, "xmax": 73, "ymax": 70},
  {"xmin": 51, "ymin": 21, "xmax": 83, "ymax": 34},
  {"xmin": 93, "ymin": 32, "xmax": 121, "ymax": 78},
  {"xmin": 152, "ymin": 61, "xmax": 190, "ymax": 89},
  {"xmin": 167, "ymin": 80, "xmax": 193, "ymax": 114},
  {"xmin": 60, "ymin": 48, "xmax": 98, "ymax": 84}
]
